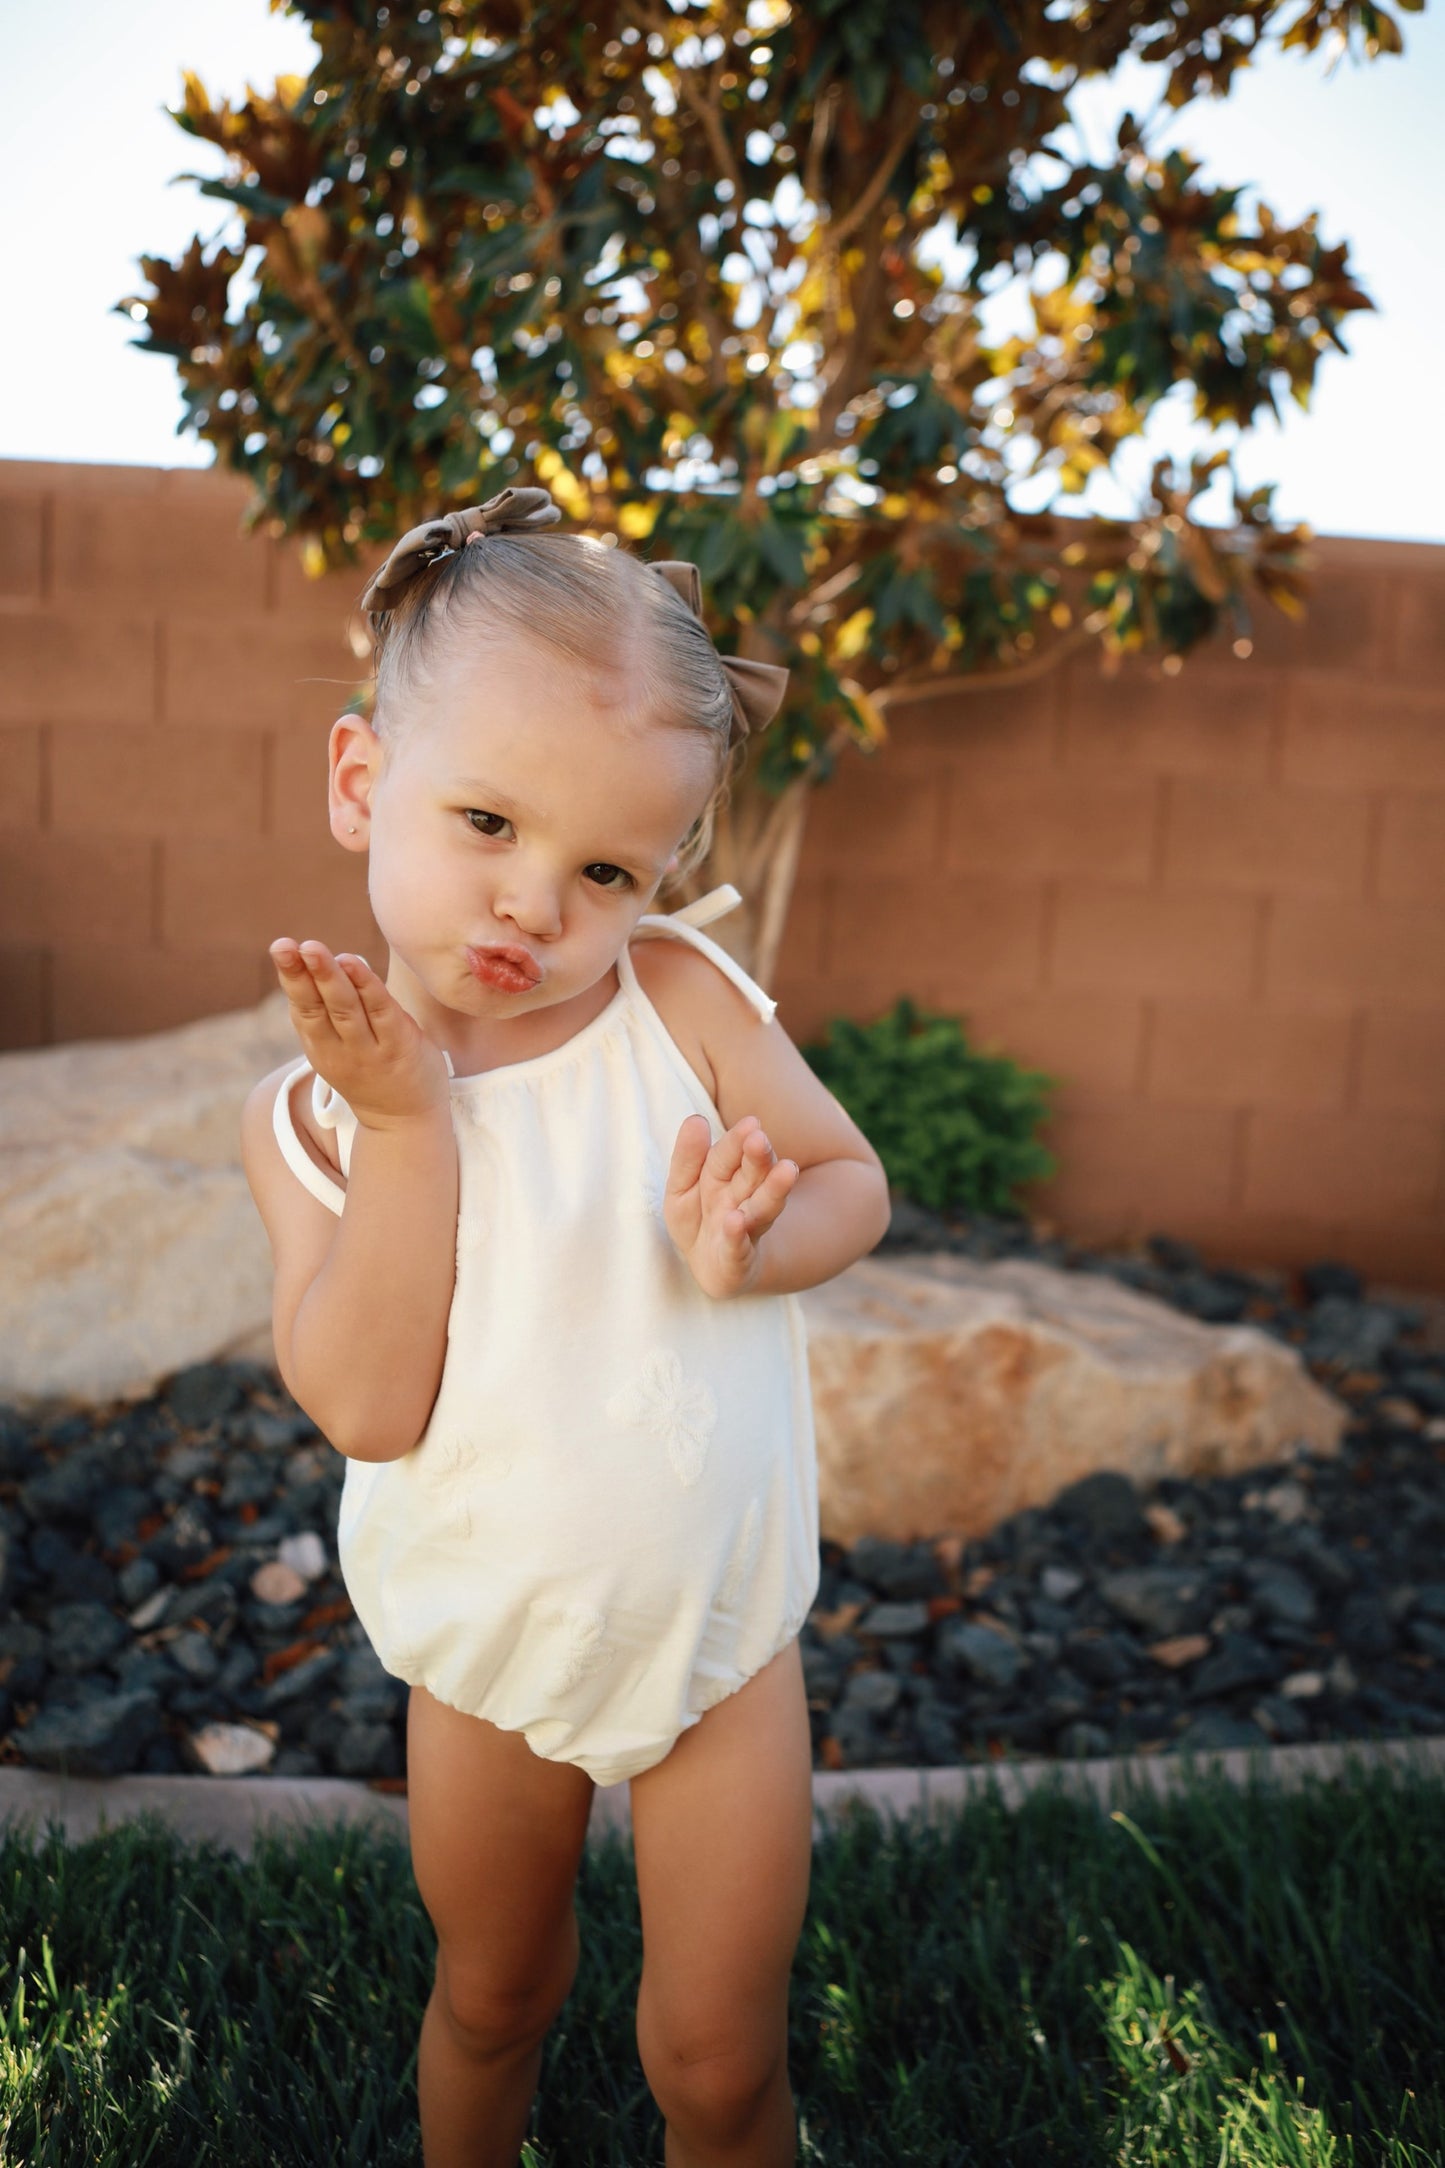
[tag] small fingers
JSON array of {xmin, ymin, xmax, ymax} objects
[
  {"xmin": 705, "ymin": 1114, "xmax": 763, "ymax": 1188},
  {"xmin": 271, "ymin": 940, "xmax": 374, "ymax": 1041},
  {"xmin": 730, "ymin": 1155, "xmax": 799, "ymax": 1238},
  {"xmin": 667, "ymin": 1113, "xmax": 714, "ymax": 1192}
]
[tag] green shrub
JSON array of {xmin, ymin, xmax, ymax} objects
[{"xmin": 801, "ymin": 997, "xmax": 1057, "ymax": 1219}]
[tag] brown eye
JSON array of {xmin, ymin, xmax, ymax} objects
[
  {"xmin": 585, "ymin": 863, "xmax": 634, "ymax": 892},
  {"xmin": 465, "ymin": 810, "xmax": 510, "ymax": 837}
]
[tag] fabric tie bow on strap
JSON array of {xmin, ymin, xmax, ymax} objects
[{"xmin": 360, "ymin": 485, "xmax": 789, "ymax": 745}]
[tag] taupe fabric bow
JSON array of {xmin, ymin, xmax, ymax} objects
[
  {"xmin": 647, "ymin": 557, "xmax": 790, "ymax": 746},
  {"xmin": 360, "ymin": 486, "xmax": 562, "ymax": 622},
  {"xmin": 361, "ymin": 485, "xmax": 789, "ymax": 744}
]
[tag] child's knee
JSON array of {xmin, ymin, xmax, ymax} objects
[
  {"xmin": 435, "ymin": 1910, "xmax": 580, "ymax": 2056},
  {"xmin": 636, "ymin": 1987, "xmax": 784, "ymax": 2140}
]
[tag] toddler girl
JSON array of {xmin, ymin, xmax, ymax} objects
[{"xmin": 241, "ymin": 481, "xmax": 891, "ymax": 2168}]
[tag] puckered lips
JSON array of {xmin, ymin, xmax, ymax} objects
[{"xmin": 465, "ymin": 942, "xmax": 542, "ymax": 993}]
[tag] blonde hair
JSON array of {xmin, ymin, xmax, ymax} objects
[{"xmin": 364, "ymin": 530, "xmax": 744, "ymax": 890}]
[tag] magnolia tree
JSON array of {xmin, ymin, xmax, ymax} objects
[{"xmin": 123, "ymin": 0, "xmax": 1419, "ymax": 980}]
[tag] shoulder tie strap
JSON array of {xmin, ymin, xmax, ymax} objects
[{"xmin": 631, "ymin": 883, "xmax": 776, "ymax": 1024}]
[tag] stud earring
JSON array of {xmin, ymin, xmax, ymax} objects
[{"xmin": 347, "ymin": 824, "xmax": 357, "ymax": 834}]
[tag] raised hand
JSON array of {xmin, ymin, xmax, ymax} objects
[
  {"xmin": 662, "ymin": 1112, "xmax": 799, "ymax": 1299},
  {"xmin": 269, "ymin": 938, "xmax": 451, "ymax": 1131}
]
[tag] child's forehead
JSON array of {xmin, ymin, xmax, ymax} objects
[
  {"xmin": 401, "ymin": 673, "xmax": 716, "ymax": 829},
  {"xmin": 419, "ymin": 633, "xmax": 651, "ymax": 737}
]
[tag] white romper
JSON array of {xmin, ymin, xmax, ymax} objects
[{"xmin": 270, "ymin": 884, "xmax": 820, "ymax": 1785}]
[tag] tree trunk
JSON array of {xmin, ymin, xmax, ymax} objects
[{"xmin": 670, "ymin": 725, "xmax": 850, "ymax": 989}]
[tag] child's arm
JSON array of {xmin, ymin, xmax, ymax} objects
[
  {"xmin": 650, "ymin": 946, "xmax": 893, "ymax": 1300},
  {"xmin": 241, "ymin": 941, "xmax": 458, "ymax": 1462}
]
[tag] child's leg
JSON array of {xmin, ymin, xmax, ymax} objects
[
  {"xmin": 406, "ymin": 1682, "xmax": 596, "ymax": 2168},
  {"xmin": 629, "ymin": 1636, "xmax": 813, "ymax": 2168}
]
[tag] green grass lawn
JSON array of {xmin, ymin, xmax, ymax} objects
[{"xmin": 0, "ymin": 1761, "xmax": 1440, "ymax": 2165}]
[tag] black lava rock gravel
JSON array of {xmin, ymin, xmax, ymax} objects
[{"xmin": 2, "ymin": 1209, "xmax": 1443, "ymax": 1782}]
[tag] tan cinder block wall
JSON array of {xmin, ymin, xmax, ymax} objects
[{"xmin": 3, "ymin": 458, "xmax": 1443, "ymax": 1288}]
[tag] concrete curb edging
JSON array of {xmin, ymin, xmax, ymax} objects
[{"xmin": 1, "ymin": 1736, "xmax": 1442, "ymax": 1861}]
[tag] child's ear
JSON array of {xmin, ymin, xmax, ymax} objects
[{"xmin": 329, "ymin": 714, "xmax": 381, "ymax": 849}]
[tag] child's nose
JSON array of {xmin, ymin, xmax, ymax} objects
[{"xmin": 493, "ymin": 874, "xmax": 563, "ymax": 941}]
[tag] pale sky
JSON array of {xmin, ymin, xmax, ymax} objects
[{"xmin": 3, "ymin": 0, "xmax": 1441, "ymax": 544}]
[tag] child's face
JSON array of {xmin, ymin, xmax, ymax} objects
[{"xmin": 330, "ymin": 633, "xmax": 720, "ymax": 1035}]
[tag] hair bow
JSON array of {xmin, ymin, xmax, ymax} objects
[
  {"xmin": 359, "ymin": 486, "xmax": 562, "ymax": 625},
  {"xmin": 647, "ymin": 559, "xmax": 789, "ymax": 745}
]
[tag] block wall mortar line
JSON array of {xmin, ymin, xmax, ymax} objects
[
  {"xmin": 1134, "ymin": 997, "xmax": 1156, "ymax": 1099},
  {"xmin": 37, "ymin": 722, "xmax": 52, "ymax": 830},
  {"xmin": 816, "ymin": 869, "xmax": 832, "ymax": 977},
  {"xmin": 1382, "ymin": 566, "xmax": 1404, "ymax": 681},
  {"xmin": 38, "ymin": 493, "xmax": 54, "ymax": 607},
  {"xmin": 1265, "ymin": 670, "xmax": 1285, "ymax": 784},
  {"xmin": 150, "ymin": 840, "xmax": 164, "ymax": 946},
  {"xmin": 1044, "ymin": 664, "xmax": 1066, "ymax": 764},
  {"xmin": 1228, "ymin": 1104, "xmax": 1251, "ymax": 1210},
  {"xmin": 932, "ymin": 755, "xmax": 952, "ymax": 868},
  {"xmin": 1361, "ymin": 796, "xmax": 1385, "ymax": 903},
  {"xmin": 1343, "ymin": 1009, "xmax": 1366, "ymax": 1114},
  {"xmin": 1036, "ymin": 876, "xmax": 1057, "ymax": 988},
  {"xmin": 1250, "ymin": 894, "xmax": 1273, "ymax": 1000},
  {"xmin": 1149, "ymin": 773, "xmax": 1171, "ymax": 888}
]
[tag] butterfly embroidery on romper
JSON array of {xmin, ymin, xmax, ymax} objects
[{"xmin": 605, "ymin": 1347, "xmax": 718, "ymax": 1488}]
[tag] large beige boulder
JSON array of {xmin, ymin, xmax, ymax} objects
[
  {"xmin": 798, "ymin": 1253, "xmax": 1347, "ymax": 1545},
  {"xmin": 0, "ymin": 995, "xmax": 296, "ymax": 1406}
]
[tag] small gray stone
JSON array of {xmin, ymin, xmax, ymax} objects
[
  {"xmin": 218, "ymin": 1464, "xmax": 276, "ymax": 1511},
  {"xmin": 845, "ymin": 1536, "xmax": 947, "ymax": 1601},
  {"xmin": 1041, "ymin": 1566, "xmax": 1084, "ymax": 1604},
  {"xmin": 841, "ymin": 1669, "xmax": 902, "ymax": 1717},
  {"xmin": 19, "ymin": 1452, "xmax": 107, "ymax": 1526},
  {"xmin": 215, "ymin": 1646, "xmax": 260, "ymax": 1696},
  {"xmin": 857, "ymin": 1600, "xmax": 931, "ymax": 1640},
  {"xmin": 90, "ymin": 1485, "xmax": 153, "ymax": 1551},
  {"xmin": 1188, "ymin": 1634, "xmax": 1280, "ymax": 1700},
  {"xmin": 332, "ymin": 1721, "xmax": 402, "ymax": 1779},
  {"xmin": 15, "ymin": 1689, "xmax": 163, "ymax": 1775},
  {"xmin": 1067, "ymin": 1631, "xmax": 1138, "ymax": 1689},
  {"xmin": 1337, "ymin": 1596, "xmax": 1395, "ymax": 1659},
  {"xmin": 825, "ymin": 1706, "xmax": 877, "ymax": 1767},
  {"xmin": 802, "ymin": 1644, "xmax": 847, "ymax": 1701},
  {"xmin": 1057, "ymin": 1722, "xmax": 1111, "ymax": 1760},
  {"xmin": 166, "ymin": 1365, "xmax": 244, "ymax": 1430},
  {"xmin": 1173, "ymin": 1712, "xmax": 1271, "ymax": 1754},
  {"xmin": 169, "ymin": 1631, "xmax": 221, "ymax": 1684},
  {"xmin": 1244, "ymin": 1561, "xmax": 1318, "ymax": 1627},
  {"xmin": 1409, "ymin": 1619, "xmax": 1445, "ymax": 1662},
  {"xmin": 117, "ymin": 1556, "xmax": 161, "ymax": 1607},
  {"xmin": 258, "ymin": 1648, "xmax": 341, "ymax": 1709},
  {"xmin": 1054, "ymin": 1471, "xmax": 1147, "ymax": 1545},
  {"xmin": 938, "ymin": 1620, "xmax": 1026, "ymax": 1692},
  {"xmin": 915, "ymin": 1705, "xmax": 960, "ymax": 1763},
  {"xmin": 271, "ymin": 1745, "xmax": 324, "ymax": 1776},
  {"xmin": 1253, "ymin": 1694, "xmax": 1311, "ymax": 1745},
  {"xmin": 46, "ymin": 1600, "xmax": 130, "ymax": 1673},
  {"xmin": 1099, "ymin": 1567, "xmax": 1208, "ymax": 1640}
]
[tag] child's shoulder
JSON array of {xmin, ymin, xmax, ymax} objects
[{"xmin": 628, "ymin": 928, "xmax": 777, "ymax": 1111}]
